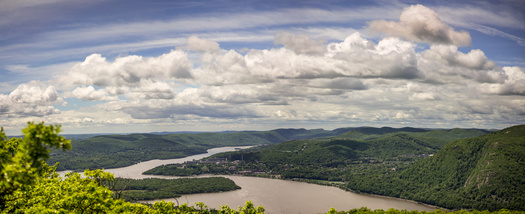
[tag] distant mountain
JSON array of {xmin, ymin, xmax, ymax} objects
[
  {"xmin": 347, "ymin": 125, "xmax": 525, "ymax": 211},
  {"xmin": 200, "ymin": 127, "xmax": 492, "ymax": 181},
  {"xmin": 49, "ymin": 127, "xmax": 350, "ymax": 171}
]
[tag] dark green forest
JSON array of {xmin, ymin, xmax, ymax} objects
[
  {"xmin": 147, "ymin": 127, "xmax": 490, "ymax": 180},
  {"xmin": 146, "ymin": 126, "xmax": 525, "ymax": 211},
  {"xmin": 106, "ymin": 177, "xmax": 240, "ymax": 201},
  {"xmin": 346, "ymin": 125, "xmax": 525, "ymax": 211},
  {"xmin": 48, "ymin": 128, "xmax": 354, "ymax": 170}
]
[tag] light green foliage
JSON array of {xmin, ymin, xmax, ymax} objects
[
  {"xmin": 0, "ymin": 122, "xmax": 71, "ymax": 209},
  {"xmin": 219, "ymin": 201, "xmax": 265, "ymax": 214}
]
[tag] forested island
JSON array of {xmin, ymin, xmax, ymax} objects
[{"xmin": 2, "ymin": 122, "xmax": 524, "ymax": 213}]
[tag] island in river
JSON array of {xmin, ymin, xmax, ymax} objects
[{"xmin": 102, "ymin": 146, "xmax": 437, "ymax": 213}]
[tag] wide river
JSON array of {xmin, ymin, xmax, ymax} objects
[{"xmin": 100, "ymin": 146, "xmax": 436, "ymax": 214}]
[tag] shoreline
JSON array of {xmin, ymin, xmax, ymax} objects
[
  {"xmin": 237, "ymin": 174, "xmax": 446, "ymax": 211},
  {"xmin": 155, "ymin": 172, "xmax": 444, "ymax": 211}
]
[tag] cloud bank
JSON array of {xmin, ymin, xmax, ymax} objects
[{"xmin": 0, "ymin": 4, "xmax": 523, "ymax": 134}]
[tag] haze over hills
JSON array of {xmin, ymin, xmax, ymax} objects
[
  {"xmin": 49, "ymin": 126, "xmax": 484, "ymax": 171},
  {"xmin": 49, "ymin": 127, "xmax": 351, "ymax": 170}
]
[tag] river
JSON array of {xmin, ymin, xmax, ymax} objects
[{"xmin": 99, "ymin": 146, "xmax": 436, "ymax": 213}]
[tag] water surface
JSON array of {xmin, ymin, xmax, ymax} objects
[{"xmin": 101, "ymin": 146, "xmax": 436, "ymax": 213}]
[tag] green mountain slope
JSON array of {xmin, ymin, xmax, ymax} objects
[
  {"xmin": 347, "ymin": 125, "xmax": 525, "ymax": 211},
  {"xmin": 49, "ymin": 128, "xmax": 346, "ymax": 170},
  {"xmin": 164, "ymin": 127, "xmax": 490, "ymax": 180}
]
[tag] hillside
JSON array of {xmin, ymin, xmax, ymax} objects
[
  {"xmin": 347, "ymin": 125, "xmax": 525, "ymax": 211},
  {"xmin": 49, "ymin": 128, "xmax": 346, "ymax": 170},
  {"xmin": 145, "ymin": 126, "xmax": 525, "ymax": 211},
  {"xmin": 147, "ymin": 127, "xmax": 490, "ymax": 181}
]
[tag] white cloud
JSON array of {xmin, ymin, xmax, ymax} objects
[
  {"xmin": 410, "ymin": 92, "xmax": 440, "ymax": 101},
  {"xmin": 127, "ymin": 80, "xmax": 175, "ymax": 100},
  {"xmin": 368, "ymin": 4, "xmax": 471, "ymax": 46},
  {"xmin": 60, "ymin": 50, "xmax": 193, "ymax": 89},
  {"xmin": 327, "ymin": 34, "xmax": 421, "ymax": 79},
  {"xmin": 9, "ymin": 82, "xmax": 59, "ymax": 104},
  {"xmin": 274, "ymin": 32, "xmax": 326, "ymax": 55},
  {"xmin": 2, "ymin": 3, "xmax": 524, "ymax": 133},
  {"xmin": 0, "ymin": 82, "xmax": 61, "ymax": 117},
  {"xmin": 419, "ymin": 45, "xmax": 505, "ymax": 83},
  {"xmin": 481, "ymin": 66, "xmax": 525, "ymax": 95},
  {"xmin": 185, "ymin": 36, "xmax": 220, "ymax": 53},
  {"xmin": 71, "ymin": 86, "xmax": 117, "ymax": 101}
]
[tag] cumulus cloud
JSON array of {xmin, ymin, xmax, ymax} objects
[
  {"xmin": 61, "ymin": 50, "xmax": 193, "ymax": 88},
  {"xmin": 0, "ymin": 82, "xmax": 61, "ymax": 117},
  {"xmin": 274, "ymin": 32, "xmax": 326, "ymax": 55},
  {"xmin": 419, "ymin": 45, "xmax": 505, "ymax": 83},
  {"xmin": 128, "ymin": 80, "xmax": 175, "ymax": 100},
  {"xmin": 72, "ymin": 86, "xmax": 117, "ymax": 101},
  {"xmin": 410, "ymin": 92, "xmax": 441, "ymax": 101},
  {"xmin": 368, "ymin": 4, "xmax": 471, "ymax": 46},
  {"xmin": 3, "ymin": 4, "xmax": 524, "ymax": 132},
  {"xmin": 9, "ymin": 83, "xmax": 59, "ymax": 104},
  {"xmin": 185, "ymin": 36, "xmax": 220, "ymax": 53},
  {"xmin": 327, "ymin": 34, "xmax": 421, "ymax": 79},
  {"xmin": 481, "ymin": 66, "xmax": 525, "ymax": 95}
]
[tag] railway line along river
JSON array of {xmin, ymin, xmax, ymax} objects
[{"xmin": 99, "ymin": 146, "xmax": 436, "ymax": 213}]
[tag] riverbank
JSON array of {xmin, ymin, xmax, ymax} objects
[
  {"xmin": 215, "ymin": 174, "xmax": 443, "ymax": 212},
  {"xmin": 282, "ymin": 177, "xmax": 445, "ymax": 211},
  {"xmin": 60, "ymin": 146, "xmax": 438, "ymax": 213}
]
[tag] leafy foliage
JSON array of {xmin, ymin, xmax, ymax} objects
[{"xmin": 0, "ymin": 122, "xmax": 71, "ymax": 210}]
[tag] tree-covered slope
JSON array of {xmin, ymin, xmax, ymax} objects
[
  {"xmin": 336, "ymin": 127, "xmax": 490, "ymax": 148},
  {"xmin": 150, "ymin": 127, "xmax": 490, "ymax": 181},
  {"xmin": 49, "ymin": 128, "xmax": 347, "ymax": 170},
  {"xmin": 347, "ymin": 125, "xmax": 525, "ymax": 211}
]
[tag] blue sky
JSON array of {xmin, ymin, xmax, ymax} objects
[{"xmin": 0, "ymin": 0, "xmax": 524, "ymax": 134}]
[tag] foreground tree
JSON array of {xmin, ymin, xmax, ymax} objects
[{"xmin": 0, "ymin": 122, "xmax": 70, "ymax": 209}]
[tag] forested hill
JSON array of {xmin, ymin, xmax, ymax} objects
[
  {"xmin": 49, "ymin": 126, "xmax": 488, "ymax": 171},
  {"xmin": 148, "ymin": 127, "xmax": 492, "ymax": 180},
  {"xmin": 48, "ymin": 127, "xmax": 355, "ymax": 170},
  {"xmin": 347, "ymin": 125, "xmax": 525, "ymax": 211}
]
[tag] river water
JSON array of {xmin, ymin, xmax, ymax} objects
[{"xmin": 97, "ymin": 146, "xmax": 436, "ymax": 213}]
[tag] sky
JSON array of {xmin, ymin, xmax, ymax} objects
[{"xmin": 0, "ymin": 0, "xmax": 524, "ymax": 135}]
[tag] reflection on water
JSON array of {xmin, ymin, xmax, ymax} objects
[{"xmin": 63, "ymin": 146, "xmax": 437, "ymax": 213}]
